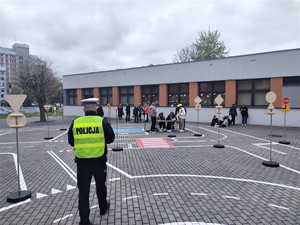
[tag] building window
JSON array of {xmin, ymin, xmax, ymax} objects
[
  {"xmin": 199, "ymin": 81, "xmax": 225, "ymax": 106},
  {"xmin": 82, "ymin": 88, "xmax": 94, "ymax": 99},
  {"xmin": 66, "ymin": 89, "xmax": 77, "ymax": 105},
  {"xmin": 237, "ymin": 79, "xmax": 269, "ymax": 106},
  {"xmin": 142, "ymin": 85, "xmax": 159, "ymax": 105},
  {"xmin": 119, "ymin": 86, "xmax": 134, "ymax": 105},
  {"xmin": 100, "ymin": 87, "xmax": 112, "ymax": 105},
  {"xmin": 283, "ymin": 76, "xmax": 300, "ymax": 108},
  {"xmin": 168, "ymin": 83, "xmax": 189, "ymax": 106}
]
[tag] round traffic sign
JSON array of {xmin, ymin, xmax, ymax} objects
[
  {"xmin": 7, "ymin": 112, "xmax": 27, "ymax": 128},
  {"xmin": 282, "ymin": 96, "xmax": 290, "ymax": 105},
  {"xmin": 266, "ymin": 91, "xmax": 276, "ymax": 103}
]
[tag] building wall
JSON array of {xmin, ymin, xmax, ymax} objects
[{"xmin": 63, "ymin": 49, "xmax": 300, "ymax": 127}]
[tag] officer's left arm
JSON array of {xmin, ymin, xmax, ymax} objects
[{"xmin": 102, "ymin": 118, "xmax": 115, "ymax": 144}]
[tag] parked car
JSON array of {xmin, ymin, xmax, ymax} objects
[{"xmin": 0, "ymin": 107, "xmax": 13, "ymax": 115}]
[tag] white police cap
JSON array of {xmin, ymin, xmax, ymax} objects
[{"xmin": 81, "ymin": 98, "xmax": 99, "ymax": 105}]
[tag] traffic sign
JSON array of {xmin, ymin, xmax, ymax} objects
[
  {"xmin": 194, "ymin": 96, "xmax": 202, "ymax": 104},
  {"xmin": 4, "ymin": 94, "xmax": 27, "ymax": 112},
  {"xmin": 266, "ymin": 91, "xmax": 276, "ymax": 103},
  {"xmin": 282, "ymin": 96, "xmax": 290, "ymax": 105},
  {"xmin": 281, "ymin": 104, "xmax": 290, "ymax": 113},
  {"xmin": 195, "ymin": 103, "xmax": 201, "ymax": 111},
  {"xmin": 7, "ymin": 112, "xmax": 27, "ymax": 128},
  {"xmin": 44, "ymin": 105, "xmax": 51, "ymax": 112}
]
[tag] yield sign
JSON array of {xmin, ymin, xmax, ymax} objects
[{"xmin": 4, "ymin": 94, "xmax": 27, "ymax": 112}]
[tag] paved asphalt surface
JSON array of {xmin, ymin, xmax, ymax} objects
[{"xmin": 0, "ymin": 115, "xmax": 300, "ymax": 225}]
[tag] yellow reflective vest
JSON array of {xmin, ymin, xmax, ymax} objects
[{"xmin": 73, "ymin": 116, "xmax": 105, "ymax": 158}]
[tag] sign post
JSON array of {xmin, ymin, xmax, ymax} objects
[
  {"xmin": 213, "ymin": 94, "xmax": 224, "ymax": 148},
  {"xmin": 279, "ymin": 97, "xmax": 290, "ymax": 145},
  {"xmin": 262, "ymin": 91, "xmax": 279, "ymax": 167},
  {"xmin": 112, "ymin": 107, "xmax": 123, "ymax": 151},
  {"xmin": 194, "ymin": 96, "xmax": 203, "ymax": 137},
  {"xmin": 4, "ymin": 94, "xmax": 32, "ymax": 203},
  {"xmin": 44, "ymin": 105, "xmax": 53, "ymax": 140}
]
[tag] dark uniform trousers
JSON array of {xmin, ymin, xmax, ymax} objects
[{"xmin": 77, "ymin": 159, "xmax": 107, "ymax": 223}]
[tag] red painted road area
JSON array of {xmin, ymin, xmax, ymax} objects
[{"xmin": 136, "ymin": 137, "xmax": 174, "ymax": 148}]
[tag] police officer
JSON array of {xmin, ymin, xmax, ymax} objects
[{"xmin": 68, "ymin": 98, "xmax": 115, "ymax": 225}]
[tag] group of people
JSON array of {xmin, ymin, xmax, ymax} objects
[
  {"xmin": 211, "ymin": 103, "xmax": 249, "ymax": 127},
  {"xmin": 149, "ymin": 102, "xmax": 187, "ymax": 133},
  {"xmin": 116, "ymin": 103, "xmax": 149, "ymax": 123}
]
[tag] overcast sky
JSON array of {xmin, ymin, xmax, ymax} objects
[{"xmin": 1, "ymin": 0, "xmax": 299, "ymax": 76}]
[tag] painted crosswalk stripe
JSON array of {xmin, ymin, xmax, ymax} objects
[{"xmin": 136, "ymin": 138, "xmax": 174, "ymax": 148}]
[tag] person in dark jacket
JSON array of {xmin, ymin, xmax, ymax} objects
[
  {"xmin": 229, "ymin": 103, "xmax": 237, "ymax": 125},
  {"xmin": 133, "ymin": 106, "xmax": 139, "ymax": 123},
  {"xmin": 68, "ymin": 98, "xmax": 115, "ymax": 225},
  {"xmin": 117, "ymin": 104, "xmax": 124, "ymax": 120},
  {"xmin": 125, "ymin": 103, "xmax": 131, "ymax": 122},
  {"xmin": 239, "ymin": 104, "xmax": 249, "ymax": 126}
]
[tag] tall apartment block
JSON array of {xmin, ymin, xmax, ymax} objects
[{"xmin": 0, "ymin": 43, "xmax": 30, "ymax": 105}]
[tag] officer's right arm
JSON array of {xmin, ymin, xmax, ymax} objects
[{"xmin": 67, "ymin": 122, "xmax": 74, "ymax": 146}]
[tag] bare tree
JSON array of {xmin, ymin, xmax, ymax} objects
[{"xmin": 17, "ymin": 56, "xmax": 61, "ymax": 122}]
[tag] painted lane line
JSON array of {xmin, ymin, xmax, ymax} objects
[
  {"xmin": 153, "ymin": 193, "xmax": 169, "ymax": 196},
  {"xmin": 46, "ymin": 145, "xmax": 56, "ymax": 147},
  {"xmin": 23, "ymin": 146, "xmax": 35, "ymax": 148},
  {"xmin": 191, "ymin": 193, "xmax": 208, "ymax": 196},
  {"xmin": 255, "ymin": 145, "xmax": 287, "ymax": 155},
  {"xmin": 107, "ymin": 163, "xmax": 133, "ymax": 179},
  {"xmin": 159, "ymin": 222, "xmax": 226, "ymax": 225},
  {"xmin": 47, "ymin": 151, "xmax": 77, "ymax": 181},
  {"xmin": 0, "ymin": 131, "xmax": 14, "ymax": 136},
  {"xmin": 53, "ymin": 214, "xmax": 73, "ymax": 223},
  {"xmin": 131, "ymin": 174, "xmax": 300, "ymax": 191},
  {"xmin": 268, "ymin": 204, "xmax": 289, "ymax": 210},
  {"xmin": 254, "ymin": 142, "xmax": 279, "ymax": 146},
  {"xmin": 228, "ymin": 145, "xmax": 300, "ymax": 175},
  {"xmin": 50, "ymin": 130, "xmax": 68, "ymax": 142},
  {"xmin": 128, "ymin": 143, "xmax": 133, "ymax": 149},
  {"xmin": 0, "ymin": 199, "xmax": 31, "ymax": 213},
  {"xmin": 1, "ymin": 146, "xmax": 13, "ymax": 149},
  {"xmin": 222, "ymin": 195, "xmax": 241, "ymax": 200},
  {"xmin": 91, "ymin": 205, "xmax": 98, "ymax": 209},
  {"xmin": 123, "ymin": 196, "xmax": 139, "ymax": 200},
  {"xmin": 0, "ymin": 153, "xmax": 28, "ymax": 190},
  {"xmin": 109, "ymin": 178, "xmax": 121, "ymax": 181}
]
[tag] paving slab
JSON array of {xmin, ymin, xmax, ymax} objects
[{"xmin": 0, "ymin": 116, "xmax": 299, "ymax": 225}]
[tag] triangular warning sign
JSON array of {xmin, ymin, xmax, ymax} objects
[
  {"xmin": 51, "ymin": 188, "xmax": 63, "ymax": 194},
  {"xmin": 36, "ymin": 193, "xmax": 48, "ymax": 199},
  {"xmin": 4, "ymin": 94, "xmax": 27, "ymax": 112},
  {"xmin": 66, "ymin": 184, "xmax": 76, "ymax": 191}
]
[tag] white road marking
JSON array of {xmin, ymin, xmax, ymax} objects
[
  {"xmin": 122, "ymin": 196, "xmax": 139, "ymax": 200},
  {"xmin": 47, "ymin": 151, "xmax": 77, "ymax": 181},
  {"xmin": 153, "ymin": 193, "xmax": 169, "ymax": 196},
  {"xmin": 128, "ymin": 143, "xmax": 133, "ymax": 149},
  {"xmin": 0, "ymin": 153, "xmax": 28, "ymax": 190},
  {"xmin": 191, "ymin": 193, "xmax": 208, "ymax": 196},
  {"xmin": 0, "ymin": 199, "xmax": 31, "ymax": 213},
  {"xmin": 36, "ymin": 193, "xmax": 48, "ymax": 199},
  {"xmin": 1, "ymin": 146, "xmax": 13, "ymax": 149},
  {"xmin": 254, "ymin": 144, "xmax": 287, "ymax": 155},
  {"xmin": 109, "ymin": 178, "xmax": 121, "ymax": 181},
  {"xmin": 52, "ymin": 188, "xmax": 63, "ymax": 194},
  {"xmin": 53, "ymin": 214, "xmax": 73, "ymax": 223},
  {"xmin": 268, "ymin": 204, "xmax": 289, "ymax": 210},
  {"xmin": 50, "ymin": 131, "xmax": 68, "ymax": 142},
  {"xmin": 66, "ymin": 184, "xmax": 76, "ymax": 190},
  {"xmin": 222, "ymin": 195, "xmax": 241, "ymax": 200}
]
